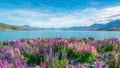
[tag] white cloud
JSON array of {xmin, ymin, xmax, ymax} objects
[{"xmin": 0, "ymin": 6, "xmax": 120, "ymax": 28}]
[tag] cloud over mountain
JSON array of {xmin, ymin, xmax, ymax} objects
[{"xmin": 0, "ymin": 5, "xmax": 120, "ymax": 28}]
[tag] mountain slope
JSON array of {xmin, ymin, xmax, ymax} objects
[
  {"xmin": 0, "ymin": 23, "xmax": 25, "ymax": 30},
  {"xmin": 61, "ymin": 20, "xmax": 120, "ymax": 31},
  {"xmin": 90, "ymin": 20, "xmax": 120, "ymax": 28},
  {"xmin": 90, "ymin": 24, "xmax": 105, "ymax": 28},
  {"xmin": 21, "ymin": 25, "xmax": 32, "ymax": 30},
  {"xmin": 105, "ymin": 20, "xmax": 120, "ymax": 28}
]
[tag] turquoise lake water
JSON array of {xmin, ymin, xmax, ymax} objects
[{"xmin": 0, "ymin": 30, "xmax": 120, "ymax": 41}]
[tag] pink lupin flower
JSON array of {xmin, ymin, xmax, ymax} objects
[
  {"xmin": 40, "ymin": 62, "xmax": 46, "ymax": 68},
  {"xmin": 76, "ymin": 63, "xmax": 84, "ymax": 68},
  {"xmin": 65, "ymin": 63, "xmax": 69, "ymax": 68},
  {"xmin": 114, "ymin": 53, "xmax": 118, "ymax": 68},
  {"xmin": 69, "ymin": 65, "xmax": 73, "ymax": 68},
  {"xmin": 105, "ymin": 65, "xmax": 109, "ymax": 68}
]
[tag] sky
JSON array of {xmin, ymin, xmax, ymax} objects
[{"xmin": 0, "ymin": 0, "xmax": 120, "ymax": 28}]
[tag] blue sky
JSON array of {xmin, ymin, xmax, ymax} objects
[{"xmin": 0, "ymin": 0, "xmax": 120, "ymax": 28}]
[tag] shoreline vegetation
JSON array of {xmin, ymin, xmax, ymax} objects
[{"xmin": 0, "ymin": 38, "xmax": 120, "ymax": 68}]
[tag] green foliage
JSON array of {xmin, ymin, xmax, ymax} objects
[
  {"xmin": 104, "ymin": 45, "xmax": 113, "ymax": 52},
  {"xmin": 0, "ymin": 23, "xmax": 25, "ymax": 30},
  {"xmin": 96, "ymin": 43, "xmax": 118, "ymax": 52},
  {"xmin": 0, "ymin": 42, "xmax": 2, "ymax": 46},
  {"xmin": 112, "ymin": 43, "xmax": 118, "ymax": 51},
  {"xmin": 96, "ymin": 45, "xmax": 103, "ymax": 52},
  {"xmin": 107, "ymin": 53, "xmax": 120, "ymax": 68},
  {"xmin": 67, "ymin": 49, "xmax": 79, "ymax": 59},
  {"xmin": 76, "ymin": 52, "xmax": 96, "ymax": 63},
  {"xmin": 22, "ymin": 51, "xmax": 44, "ymax": 65},
  {"xmin": 54, "ymin": 58, "xmax": 67, "ymax": 68},
  {"xmin": 67, "ymin": 48, "xmax": 95, "ymax": 63},
  {"xmin": 53, "ymin": 45, "xmax": 67, "ymax": 60},
  {"xmin": 0, "ymin": 41, "xmax": 9, "ymax": 46},
  {"xmin": 53, "ymin": 45, "xmax": 96, "ymax": 63},
  {"xmin": 46, "ymin": 58, "xmax": 67, "ymax": 68},
  {"xmin": 104, "ymin": 43, "xmax": 118, "ymax": 52}
]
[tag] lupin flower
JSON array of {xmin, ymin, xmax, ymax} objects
[
  {"xmin": 13, "ymin": 59, "xmax": 22, "ymax": 68},
  {"xmin": 61, "ymin": 53, "xmax": 67, "ymax": 60},
  {"xmin": 48, "ymin": 48, "xmax": 53, "ymax": 59},
  {"xmin": 0, "ymin": 38, "xmax": 119, "ymax": 68},
  {"xmin": 96, "ymin": 61, "xmax": 103, "ymax": 68},
  {"xmin": 0, "ymin": 60, "xmax": 11, "ymax": 68},
  {"xmin": 65, "ymin": 62, "xmax": 69, "ymax": 68},
  {"xmin": 65, "ymin": 64, "xmax": 69, "ymax": 68},
  {"xmin": 115, "ymin": 53, "xmax": 119, "ymax": 68},
  {"xmin": 76, "ymin": 63, "xmax": 84, "ymax": 68},
  {"xmin": 40, "ymin": 62, "xmax": 46, "ymax": 68},
  {"xmin": 104, "ymin": 65, "xmax": 109, "ymax": 68}
]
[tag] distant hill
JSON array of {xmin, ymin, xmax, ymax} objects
[
  {"xmin": 21, "ymin": 25, "xmax": 32, "ymax": 29},
  {"xmin": 21, "ymin": 25, "xmax": 32, "ymax": 30},
  {"xmin": 61, "ymin": 20, "xmax": 120, "ymax": 31},
  {"xmin": 0, "ymin": 23, "xmax": 25, "ymax": 30},
  {"xmin": 89, "ymin": 24, "xmax": 105, "ymax": 28},
  {"xmin": 0, "ymin": 23, "xmax": 45, "ymax": 30},
  {"xmin": 90, "ymin": 20, "xmax": 120, "ymax": 28},
  {"xmin": 21, "ymin": 25, "xmax": 45, "ymax": 30},
  {"xmin": 104, "ymin": 20, "xmax": 120, "ymax": 28},
  {"xmin": 1, "ymin": 19, "xmax": 120, "ymax": 31},
  {"xmin": 89, "ymin": 20, "xmax": 120, "ymax": 30}
]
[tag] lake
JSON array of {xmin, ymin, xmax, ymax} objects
[{"xmin": 0, "ymin": 30, "xmax": 120, "ymax": 41}]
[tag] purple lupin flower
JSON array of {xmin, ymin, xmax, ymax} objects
[
  {"xmin": 61, "ymin": 53, "xmax": 67, "ymax": 60},
  {"xmin": 54, "ymin": 52, "xmax": 58, "ymax": 58},
  {"xmin": 0, "ymin": 60, "xmax": 4, "ymax": 68},
  {"xmin": 4, "ymin": 60, "xmax": 11, "ymax": 68},
  {"xmin": 49, "ymin": 48, "xmax": 52, "ymax": 58},
  {"xmin": 0, "ymin": 60, "xmax": 11, "ymax": 68},
  {"xmin": 13, "ymin": 59, "xmax": 24, "ymax": 68},
  {"xmin": 14, "ymin": 60, "xmax": 19, "ymax": 68},
  {"xmin": 22, "ymin": 62, "xmax": 27, "ymax": 68},
  {"xmin": 96, "ymin": 61, "xmax": 103, "ymax": 68}
]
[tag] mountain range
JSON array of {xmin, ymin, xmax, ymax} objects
[
  {"xmin": 0, "ymin": 20, "xmax": 120, "ymax": 31},
  {"xmin": 62, "ymin": 20, "xmax": 120, "ymax": 31},
  {"xmin": 90, "ymin": 20, "xmax": 120, "ymax": 28}
]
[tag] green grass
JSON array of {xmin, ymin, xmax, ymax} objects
[{"xmin": 0, "ymin": 23, "xmax": 25, "ymax": 30}]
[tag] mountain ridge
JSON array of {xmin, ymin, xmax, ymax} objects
[
  {"xmin": 0, "ymin": 19, "xmax": 120, "ymax": 31},
  {"xmin": 61, "ymin": 20, "xmax": 120, "ymax": 31}
]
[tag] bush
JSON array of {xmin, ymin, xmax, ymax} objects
[
  {"xmin": 76, "ymin": 52, "xmax": 96, "ymax": 63},
  {"xmin": 96, "ymin": 45, "xmax": 103, "ymax": 52},
  {"xmin": 107, "ymin": 53, "xmax": 120, "ymax": 68},
  {"xmin": 96, "ymin": 43, "xmax": 118, "ymax": 52},
  {"xmin": 67, "ymin": 48, "xmax": 79, "ymax": 59},
  {"xmin": 104, "ymin": 45, "xmax": 113, "ymax": 52},
  {"xmin": 53, "ymin": 45, "xmax": 67, "ymax": 60},
  {"xmin": 46, "ymin": 58, "xmax": 68, "ymax": 68},
  {"xmin": 22, "ymin": 51, "xmax": 44, "ymax": 65},
  {"xmin": 0, "ymin": 41, "xmax": 9, "ymax": 46},
  {"xmin": 67, "ymin": 48, "xmax": 96, "ymax": 63},
  {"xmin": 53, "ymin": 45, "xmax": 96, "ymax": 63}
]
